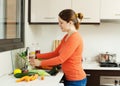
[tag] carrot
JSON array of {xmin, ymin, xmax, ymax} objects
[
  {"xmin": 29, "ymin": 75, "xmax": 34, "ymax": 81},
  {"xmin": 16, "ymin": 79, "xmax": 22, "ymax": 82},
  {"xmin": 30, "ymin": 74, "xmax": 38, "ymax": 81},
  {"xmin": 16, "ymin": 76, "xmax": 29, "ymax": 82},
  {"xmin": 16, "ymin": 74, "xmax": 39, "ymax": 82},
  {"xmin": 30, "ymin": 76, "xmax": 36, "ymax": 81},
  {"xmin": 25, "ymin": 76, "xmax": 32, "ymax": 82},
  {"xmin": 41, "ymin": 75, "xmax": 44, "ymax": 80}
]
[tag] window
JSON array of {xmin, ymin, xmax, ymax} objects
[{"xmin": 0, "ymin": 0, "xmax": 25, "ymax": 52}]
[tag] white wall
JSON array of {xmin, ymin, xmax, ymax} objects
[
  {"xmin": 80, "ymin": 21, "xmax": 120, "ymax": 61},
  {"xmin": 0, "ymin": 0, "xmax": 120, "ymax": 75},
  {"xmin": 0, "ymin": 51, "xmax": 13, "ymax": 76},
  {"xmin": 25, "ymin": 21, "xmax": 120, "ymax": 62}
]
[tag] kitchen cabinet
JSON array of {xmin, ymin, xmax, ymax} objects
[
  {"xmin": 101, "ymin": 0, "xmax": 120, "ymax": 19},
  {"xmin": 72, "ymin": 0, "xmax": 100, "ymax": 23},
  {"xmin": 85, "ymin": 70, "xmax": 120, "ymax": 86},
  {"xmin": 28, "ymin": 0, "xmax": 71, "ymax": 24},
  {"xmin": 28, "ymin": 0, "xmax": 100, "ymax": 24},
  {"xmin": 85, "ymin": 70, "xmax": 99, "ymax": 86}
]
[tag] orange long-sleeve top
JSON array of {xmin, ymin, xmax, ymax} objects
[{"xmin": 37, "ymin": 32, "xmax": 86, "ymax": 80}]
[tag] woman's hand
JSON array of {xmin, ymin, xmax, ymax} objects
[{"xmin": 29, "ymin": 58, "xmax": 41, "ymax": 67}]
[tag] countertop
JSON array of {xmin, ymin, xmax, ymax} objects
[
  {"xmin": 0, "ymin": 70, "xmax": 64, "ymax": 86},
  {"xmin": 82, "ymin": 61, "xmax": 120, "ymax": 70},
  {"xmin": 1, "ymin": 62, "xmax": 120, "ymax": 86}
]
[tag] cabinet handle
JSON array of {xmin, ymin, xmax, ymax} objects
[
  {"xmin": 83, "ymin": 17, "xmax": 91, "ymax": 19},
  {"xmin": 103, "ymin": 77, "xmax": 120, "ymax": 79},
  {"xmin": 115, "ymin": 14, "xmax": 120, "ymax": 16},
  {"xmin": 103, "ymin": 77, "xmax": 113, "ymax": 79},
  {"xmin": 86, "ymin": 74, "xmax": 91, "ymax": 76},
  {"xmin": 44, "ymin": 17, "xmax": 55, "ymax": 19}
]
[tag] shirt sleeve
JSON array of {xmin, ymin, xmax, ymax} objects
[
  {"xmin": 36, "ymin": 36, "xmax": 66, "ymax": 59},
  {"xmin": 41, "ymin": 34, "xmax": 80, "ymax": 66},
  {"xmin": 36, "ymin": 43, "xmax": 61, "ymax": 59}
]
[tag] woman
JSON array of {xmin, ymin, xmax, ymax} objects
[{"xmin": 30, "ymin": 9, "xmax": 87, "ymax": 86}]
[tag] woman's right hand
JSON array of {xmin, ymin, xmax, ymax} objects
[{"xmin": 29, "ymin": 58, "xmax": 41, "ymax": 67}]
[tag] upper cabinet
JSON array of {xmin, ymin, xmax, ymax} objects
[
  {"xmin": 28, "ymin": 0, "xmax": 100, "ymax": 24},
  {"xmin": 28, "ymin": 0, "xmax": 71, "ymax": 24},
  {"xmin": 101, "ymin": 0, "xmax": 120, "ymax": 19},
  {"xmin": 72, "ymin": 0, "xmax": 100, "ymax": 24}
]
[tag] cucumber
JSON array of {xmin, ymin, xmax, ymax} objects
[
  {"xmin": 48, "ymin": 66, "xmax": 59, "ymax": 75},
  {"xmin": 27, "ymin": 72, "xmax": 37, "ymax": 76},
  {"xmin": 14, "ymin": 72, "xmax": 37, "ymax": 78}
]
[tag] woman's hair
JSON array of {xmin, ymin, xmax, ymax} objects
[{"xmin": 58, "ymin": 9, "xmax": 83, "ymax": 30}]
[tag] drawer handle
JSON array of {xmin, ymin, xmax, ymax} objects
[
  {"xmin": 44, "ymin": 17, "xmax": 55, "ymax": 19},
  {"xmin": 83, "ymin": 17, "xmax": 91, "ymax": 19},
  {"xmin": 103, "ymin": 77, "xmax": 120, "ymax": 79},
  {"xmin": 86, "ymin": 74, "xmax": 91, "ymax": 76},
  {"xmin": 115, "ymin": 14, "xmax": 120, "ymax": 16}
]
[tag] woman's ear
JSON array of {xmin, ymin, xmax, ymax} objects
[{"xmin": 69, "ymin": 21, "xmax": 74, "ymax": 25}]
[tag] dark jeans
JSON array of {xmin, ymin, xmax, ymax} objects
[{"xmin": 63, "ymin": 77, "xmax": 87, "ymax": 86}]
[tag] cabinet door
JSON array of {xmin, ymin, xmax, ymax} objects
[
  {"xmin": 101, "ymin": 0, "xmax": 120, "ymax": 19},
  {"xmin": 85, "ymin": 70, "xmax": 99, "ymax": 86},
  {"xmin": 29, "ymin": 0, "xmax": 71, "ymax": 23},
  {"xmin": 72, "ymin": 0, "xmax": 100, "ymax": 23}
]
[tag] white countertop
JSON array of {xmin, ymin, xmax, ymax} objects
[
  {"xmin": 82, "ymin": 61, "xmax": 120, "ymax": 70},
  {"xmin": 0, "ymin": 70, "xmax": 64, "ymax": 86},
  {"xmin": 1, "ymin": 62, "xmax": 120, "ymax": 86}
]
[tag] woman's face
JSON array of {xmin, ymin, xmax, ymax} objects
[{"xmin": 58, "ymin": 17, "xmax": 70, "ymax": 32}]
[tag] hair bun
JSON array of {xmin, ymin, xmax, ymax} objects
[{"xmin": 77, "ymin": 13, "xmax": 83, "ymax": 20}]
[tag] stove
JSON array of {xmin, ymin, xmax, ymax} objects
[{"xmin": 100, "ymin": 62, "xmax": 118, "ymax": 67}]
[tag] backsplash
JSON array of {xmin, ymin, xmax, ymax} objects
[{"xmin": 25, "ymin": 20, "xmax": 120, "ymax": 62}]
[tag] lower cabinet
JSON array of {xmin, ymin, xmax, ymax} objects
[
  {"xmin": 85, "ymin": 70, "xmax": 120, "ymax": 86},
  {"xmin": 85, "ymin": 70, "xmax": 99, "ymax": 86}
]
